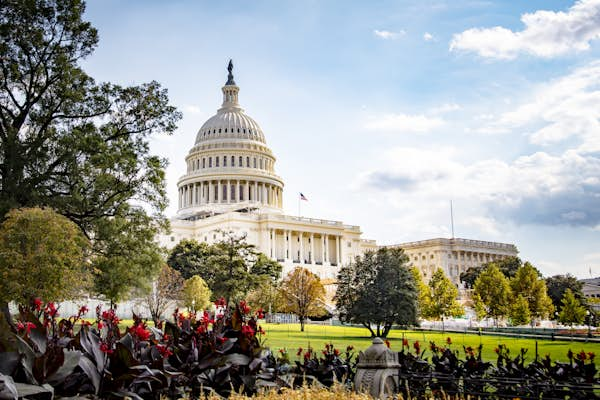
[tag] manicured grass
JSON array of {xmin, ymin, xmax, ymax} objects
[{"xmin": 259, "ymin": 323, "xmax": 600, "ymax": 363}]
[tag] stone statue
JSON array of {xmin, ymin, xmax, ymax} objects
[
  {"xmin": 226, "ymin": 59, "xmax": 235, "ymax": 85},
  {"xmin": 354, "ymin": 337, "xmax": 399, "ymax": 399}
]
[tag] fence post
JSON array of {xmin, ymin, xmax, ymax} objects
[{"xmin": 354, "ymin": 337, "xmax": 400, "ymax": 399}]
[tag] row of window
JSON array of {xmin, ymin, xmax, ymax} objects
[
  {"xmin": 200, "ymin": 127, "xmax": 257, "ymax": 138},
  {"xmin": 189, "ymin": 155, "xmax": 273, "ymax": 171}
]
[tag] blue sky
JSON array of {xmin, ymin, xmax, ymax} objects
[{"xmin": 83, "ymin": 0, "xmax": 600, "ymax": 278}]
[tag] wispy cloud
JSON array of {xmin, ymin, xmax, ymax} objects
[
  {"xmin": 450, "ymin": 0, "xmax": 600, "ymax": 59},
  {"xmin": 183, "ymin": 105, "xmax": 202, "ymax": 114},
  {"xmin": 423, "ymin": 32, "xmax": 435, "ymax": 41},
  {"xmin": 364, "ymin": 113, "xmax": 444, "ymax": 133},
  {"xmin": 373, "ymin": 29, "xmax": 405, "ymax": 40}
]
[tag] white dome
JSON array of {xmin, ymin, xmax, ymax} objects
[{"xmin": 195, "ymin": 108, "xmax": 265, "ymax": 144}]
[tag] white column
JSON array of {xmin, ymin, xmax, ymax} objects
[
  {"xmin": 320, "ymin": 235, "xmax": 325, "ymax": 264},
  {"xmin": 226, "ymin": 179, "xmax": 231, "ymax": 203},
  {"xmin": 335, "ymin": 235, "xmax": 340, "ymax": 265},
  {"xmin": 200, "ymin": 182, "xmax": 205, "ymax": 204},
  {"xmin": 208, "ymin": 181, "xmax": 213, "ymax": 204},
  {"xmin": 324, "ymin": 234, "xmax": 328, "ymax": 263},
  {"xmin": 217, "ymin": 181, "xmax": 222, "ymax": 203},
  {"xmin": 286, "ymin": 230, "xmax": 292, "ymax": 260},
  {"xmin": 236, "ymin": 181, "xmax": 240, "ymax": 202},
  {"xmin": 310, "ymin": 233, "xmax": 315, "ymax": 264},
  {"xmin": 299, "ymin": 232, "xmax": 304, "ymax": 263}
]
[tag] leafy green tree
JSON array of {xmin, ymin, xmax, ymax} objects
[
  {"xmin": 558, "ymin": 288, "xmax": 586, "ymax": 327},
  {"xmin": 0, "ymin": 208, "xmax": 90, "ymax": 305},
  {"xmin": 473, "ymin": 265, "xmax": 512, "ymax": 326},
  {"xmin": 510, "ymin": 295, "xmax": 531, "ymax": 326},
  {"xmin": 421, "ymin": 268, "xmax": 464, "ymax": 330},
  {"xmin": 206, "ymin": 231, "xmax": 281, "ymax": 304},
  {"xmin": 510, "ymin": 262, "xmax": 554, "ymax": 324},
  {"xmin": 167, "ymin": 239, "xmax": 217, "ymax": 280},
  {"xmin": 460, "ymin": 256, "xmax": 524, "ymax": 289},
  {"xmin": 335, "ymin": 247, "xmax": 418, "ymax": 338},
  {"xmin": 0, "ymin": 0, "xmax": 181, "ymax": 301},
  {"xmin": 246, "ymin": 279, "xmax": 283, "ymax": 315},
  {"xmin": 145, "ymin": 264, "xmax": 184, "ymax": 325},
  {"xmin": 182, "ymin": 275, "xmax": 212, "ymax": 314},
  {"xmin": 279, "ymin": 267, "xmax": 326, "ymax": 332},
  {"xmin": 545, "ymin": 274, "xmax": 586, "ymax": 314},
  {"xmin": 410, "ymin": 267, "xmax": 429, "ymax": 318}
]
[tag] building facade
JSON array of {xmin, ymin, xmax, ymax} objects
[
  {"xmin": 159, "ymin": 62, "xmax": 377, "ymax": 300},
  {"xmin": 387, "ymin": 238, "xmax": 519, "ymax": 286}
]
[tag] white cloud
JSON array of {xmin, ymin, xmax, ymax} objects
[
  {"xmin": 430, "ymin": 103, "xmax": 460, "ymax": 114},
  {"xmin": 364, "ymin": 113, "xmax": 444, "ymax": 133},
  {"xmin": 450, "ymin": 0, "xmax": 600, "ymax": 59},
  {"xmin": 423, "ymin": 32, "xmax": 435, "ymax": 41},
  {"xmin": 374, "ymin": 29, "xmax": 405, "ymax": 40},
  {"xmin": 183, "ymin": 105, "xmax": 202, "ymax": 114},
  {"xmin": 480, "ymin": 61, "xmax": 600, "ymax": 151}
]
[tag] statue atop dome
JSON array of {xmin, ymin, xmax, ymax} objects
[{"xmin": 226, "ymin": 59, "xmax": 236, "ymax": 85}]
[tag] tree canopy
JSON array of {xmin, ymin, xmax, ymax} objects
[
  {"xmin": 279, "ymin": 267, "xmax": 326, "ymax": 332},
  {"xmin": 420, "ymin": 268, "xmax": 464, "ymax": 328},
  {"xmin": 167, "ymin": 233, "xmax": 282, "ymax": 304},
  {"xmin": 0, "ymin": 207, "xmax": 90, "ymax": 304},
  {"xmin": 0, "ymin": 0, "xmax": 181, "ymax": 302},
  {"xmin": 473, "ymin": 264, "xmax": 512, "ymax": 326},
  {"xmin": 460, "ymin": 256, "xmax": 524, "ymax": 288},
  {"xmin": 510, "ymin": 262, "xmax": 554, "ymax": 323},
  {"xmin": 182, "ymin": 275, "xmax": 212, "ymax": 314},
  {"xmin": 335, "ymin": 247, "xmax": 418, "ymax": 338},
  {"xmin": 545, "ymin": 274, "xmax": 586, "ymax": 314},
  {"xmin": 145, "ymin": 264, "xmax": 184, "ymax": 325}
]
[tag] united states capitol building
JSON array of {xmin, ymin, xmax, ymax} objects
[{"xmin": 159, "ymin": 62, "xmax": 518, "ymax": 291}]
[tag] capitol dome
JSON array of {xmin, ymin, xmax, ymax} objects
[{"xmin": 176, "ymin": 61, "xmax": 284, "ymax": 219}]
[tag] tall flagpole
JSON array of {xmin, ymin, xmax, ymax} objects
[
  {"xmin": 450, "ymin": 200, "xmax": 455, "ymax": 239},
  {"xmin": 298, "ymin": 194, "xmax": 301, "ymax": 217}
]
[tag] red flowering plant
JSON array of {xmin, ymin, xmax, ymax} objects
[{"xmin": 292, "ymin": 342, "xmax": 356, "ymax": 387}]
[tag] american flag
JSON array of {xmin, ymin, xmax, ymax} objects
[{"xmin": 299, "ymin": 192, "xmax": 308, "ymax": 201}]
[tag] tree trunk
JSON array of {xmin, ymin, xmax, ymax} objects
[
  {"xmin": 382, "ymin": 323, "xmax": 392, "ymax": 338},
  {"xmin": 300, "ymin": 317, "xmax": 305, "ymax": 332},
  {"xmin": 1, "ymin": 301, "xmax": 14, "ymax": 330},
  {"xmin": 362, "ymin": 322, "xmax": 376, "ymax": 337}
]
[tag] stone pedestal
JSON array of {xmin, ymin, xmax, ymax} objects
[{"xmin": 354, "ymin": 337, "xmax": 399, "ymax": 399}]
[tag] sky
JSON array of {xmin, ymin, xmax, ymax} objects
[{"xmin": 82, "ymin": 0, "xmax": 600, "ymax": 278}]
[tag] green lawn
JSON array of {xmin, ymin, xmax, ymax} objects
[{"xmin": 258, "ymin": 323, "xmax": 600, "ymax": 363}]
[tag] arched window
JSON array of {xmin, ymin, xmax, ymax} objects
[
  {"xmin": 202, "ymin": 158, "xmax": 206, "ymax": 168},
  {"xmin": 223, "ymin": 156, "xmax": 227, "ymax": 167},
  {"xmin": 239, "ymin": 156, "xmax": 243, "ymax": 166},
  {"xmin": 209, "ymin": 157, "xmax": 212, "ymax": 167},
  {"xmin": 218, "ymin": 128, "xmax": 221, "ymax": 133},
  {"xmin": 216, "ymin": 157, "xmax": 220, "ymax": 167},
  {"xmin": 253, "ymin": 158, "xmax": 257, "ymax": 168},
  {"xmin": 231, "ymin": 156, "xmax": 235, "ymax": 166},
  {"xmin": 246, "ymin": 157, "xmax": 250, "ymax": 167}
]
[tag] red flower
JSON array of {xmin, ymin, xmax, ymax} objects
[
  {"xmin": 129, "ymin": 323, "xmax": 151, "ymax": 341},
  {"xmin": 33, "ymin": 298, "xmax": 43, "ymax": 311},
  {"xmin": 346, "ymin": 345, "xmax": 354, "ymax": 352},
  {"xmin": 258, "ymin": 326, "xmax": 265, "ymax": 335},
  {"xmin": 402, "ymin": 338, "xmax": 409, "ymax": 348},
  {"xmin": 577, "ymin": 351, "xmax": 587, "ymax": 361},
  {"xmin": 25, "ymin": 322, "xmax": 36, "ymax": 335},
  {"xmin": 494, "ymin": 347, "xmax": 500, "ymax": 354},
  {"xmin": 156, "ymin": 344, "xmax": 172, "ymax": 357},
  {"xmin": 334, "ymin": 348, "xmax": 340, "ymax": 356},
  {"xmin": 256, "ymin": 308, "xmax": 265, "ymax": 319},
  {"xmin": 304, "ymin": 351, "xmax": 311, "ymax": 360},
  {"xmin": 279, "ymin": 348, "xmax": 286, "ymax": 354},
  {"xmin": 100, "ymin": 342, "xmax": 113, "ymax": 354},
  {"xmin": 44, "ymin": 302, "xmax": 58, "ymax": 317},
  {"xmin": 163, "ymin": 334, "xmax": 171, "ymax": 341},
  {"xmin": 214, "ymin": 297, "xmax": 226, "ymax": 307},
  {"xmin": 81, "ymin": 320, "xmax": 91, "ymax": 327},
  {"xmin": 16, "ymin": 321, "xmax": 25, "ymax": 332},
  {"xmin": 385, "ymin": 340, "xmax": 391, "ymax": 348},
  {"xmin": 296, "ymin": 347, "xmax": 303, "ymax": 356},
  {"xmin": 322, "ymin": 350, "xmax": 328, "ymax": 356},
  {"xmin": 413, "ymin": 340, "xmax": 420, "ymax": 353},
  {"xmin": 239, "ymin": 300, "xmax": 251, "ymax": 315},
  {"xmin": 446, "ymin": 337, "xmax": 452, "ymax": 345},
  {"xmin": 196, "ymin": 325, "xmax": 206, "ymax": 334},
  {"xmin": 588, "ymin": 352, "xmax": 595, "ymax": 360},
  {"xmin": 216, "ymin": 336, "xmax": 227, "ymax": 344},
  {"xmin": 79, "ymin": 305, "xmax": 89, "ymax": 315},
  {"xmin": 241, "ymin": 325, "xmax": 254, "ymax": 337},
  {"xmin": 97, "ymin": 321, "xmax": 104, "ymax": 329}
]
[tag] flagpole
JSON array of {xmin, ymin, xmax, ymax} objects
[
  {"xmin": 450, "ymin": 200, "xmax": 455, "ymax": 238},
  {"xmin": 298, "ymin": 195, "xmax": 301, "ymax": 217}
]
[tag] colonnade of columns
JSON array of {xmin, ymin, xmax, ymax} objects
[
  {"xmin": 266, "ymin": 229, "xmax": 342, "ymax": 266},
  {"xmin": 178, "ymin": 180, "xmax": 282, "ymax": 209}
]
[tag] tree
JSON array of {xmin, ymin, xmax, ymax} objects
[
  {"xmin": 410, "ymin": 267, "xmax": 429, "ymax": 318},
  {"xmin": 206, "ymin": 231, "xmax": 281, "ymax": 304},
  {"xmin": 246, "ymin": 279, "xmax": 283, "ymax": 315},
  {"xmin": 420, "ymin": 268, "xmax": 464, "ymax": 330},
  {"xmin": 0, "ymin": 0, "xmax": 181, "ymax": 302},
  {"xmin": 167, "ymin": 239, "xmax": 216, "ymax": 280},
  {"xmin": 0, "ymin": 207, "xmax": 90, "ymax": 305},
  {"xmin": 460, "ymin": 256, "xmax": 524, "ymax": 288},
  {"xmin": 335, "ymin": 248, "xmax": 418, "ymax": 338},
  {"xmin": 545, "ymin": 274, "xmax": 586, "ymax": 314},
  {"xmin": 558, "ymin": 288, "xmax": 586, "ymax": 327},
  {"xmin": 473, "ymin": 265, "xmax": 512, "ymax": 326},
  {"xmin": 510, "ymin": 295, "xmax": 531, "ymax": 326},
  {"xmin": 510, "ymin": 262, "xmax": 554, "ymax": 324},
  {"xmin": 182, "ymin": 275, "xmax": 212, "ymax": 314},
  {"xmin": 279, "ymin": 267, "xmax": 326, "ymax": 332},
  {"xmin": 145, "ymin": 264, "xmax": 184, "ymax": 325}
]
